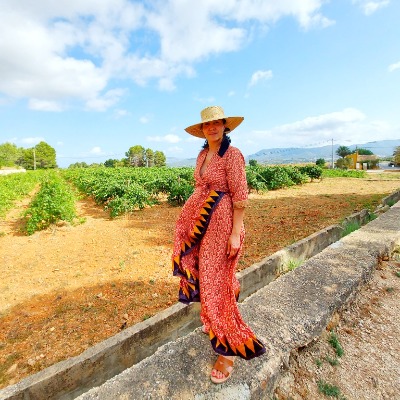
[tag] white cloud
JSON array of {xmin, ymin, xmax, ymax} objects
[
  {"xmin": 21, "ymin": 137, "xmax": 45, "ymax": 145},
  {"xmin": 57, "ymin": 141, "xmax": 64, "ymax": 146},
  {"xmin": 85, "ymin": 89, "xmax": 126, "ymax": 112},
  {"xmin": 0, "ymin": 0, "xmax": 333, "ymax": 110},
  {"xmin": 253, "ymin": 108, "xmax": 368, "ymax": 146},
  {"xmin": 388, "ymin": 61, "xmax": 400, "ymax": 72},
  {"xmin": 249, "ymin": 70, "xmax": 273, "ymax": 87},
  {"xmin": 352, "ymin": 0, "xmax": 390, "ymax": 15},
  {"xmin": 114, "ymin": 109, "xmax": 130, "ymax": 118},
  {"xmin": 28, "ymin": 99, "xmax": 63, "ymax": 112},
  {"xmin": 147, "ymin": 134, "xmax": 181, "ymax": 143},
  {"xmin": 139, "ymin": 115, "xmax": 150, "ymax": 124},
  {"xmin": 89, "ymin": 146, "xmax": 104, "ymax": 155}
]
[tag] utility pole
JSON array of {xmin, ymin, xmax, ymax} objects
[
  {"xmin": 331, "ymin": 138, "xmax": 334, "ymax": 169},
  {"xmin": 33, "ymin": 148, "xmax": 36, "ymax": 170}
]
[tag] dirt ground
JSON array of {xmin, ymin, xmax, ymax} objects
[{"xmin": 1, "ymin": 173, "xmax": 400, "ymax": 391}]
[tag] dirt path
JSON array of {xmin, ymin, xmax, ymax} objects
[
  {"xmin": 275, "ymin": 256, "xmax": 400, "ymax": 400},
  {"xmin": 1, "ymin": 174, "xmax": 400, "ymax": 389}
]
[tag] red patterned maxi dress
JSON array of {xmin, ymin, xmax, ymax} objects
[{"xmin": 172, "ymin": 142, "xmax": 266, "ymax": 360}]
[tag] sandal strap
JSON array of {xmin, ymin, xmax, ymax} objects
[{"xmin": 214, "ymin": 356, "xmax": 234, "ymax": 377}]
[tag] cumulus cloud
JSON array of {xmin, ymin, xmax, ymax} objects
[
  {"xmin": 249, "ymin": 70, "xmax": 273, "ymax": 87},
  {"xmin": 28, "ymin": 99, "xmax": 63, "ymax": 112},
  {"xmin": 388, "ymin": 61, "xmax": 400, "ymax": 72},
  {"xmin": 147, "ymin": 134, "xmax": 181, "ymax": 143},
  {"xmin": 0, "ymin": 0, "xmax": 332, "ymax": 111},
  {"xmin": 352, "ymin": 0, "xmax": 390, "ymax": 15},
  {"xmin": 89, "ymin": 146, "xmax": 104, "ymax": 155},
  {"xmin": 253, "ymin": 108, "xmax": 369, "ymax": 146}
]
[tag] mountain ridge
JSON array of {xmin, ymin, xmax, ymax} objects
[{"xmin": 166, "ymin": 139, "xmax": 400, "ymax": 167}]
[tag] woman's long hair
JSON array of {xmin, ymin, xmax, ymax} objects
[{"xmin": 202, "ymin": 133, "xmax": 231, "ymax": 149}]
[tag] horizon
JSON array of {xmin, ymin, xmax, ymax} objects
[{"xmin": 0, "ymin": 1, "xmax": 399, "ymax": 168}]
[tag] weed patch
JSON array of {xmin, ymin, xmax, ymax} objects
[
  {"xmin": 341, "ymin": 221, "xmax": 360, "ymax": 237},
  {"xmin": 317, "ymin": 380, "xmax": 347, "ymax": 399},
  {"xmin": 328, "ymin": 331, "xmax": 344, "ymax": 357}
]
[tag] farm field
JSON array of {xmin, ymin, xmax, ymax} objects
[{"xmin": 1, "ymin": 173, "xmax": 400, "ymax": 388}]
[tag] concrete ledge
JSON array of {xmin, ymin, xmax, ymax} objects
[
  {"xmin": 1, "ymin": 190, "xmax": 399, "ymax": 400},
  {"xmin": 74, "ymin": 201, "xmax": 400, "ymax": 399}
]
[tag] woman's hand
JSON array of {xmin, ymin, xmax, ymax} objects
[{"xmin": 227, "ymin": 232, "xmax": 241, "ymax": 259}]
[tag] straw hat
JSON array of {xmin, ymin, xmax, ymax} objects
[{"xmin": 184, "ymin": 106, "xmax": 244, "ymax": 138}]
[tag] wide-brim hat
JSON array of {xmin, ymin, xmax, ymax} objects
[{"xmin": 185, "ymin": 106, "xmax": 244, "ymax": 138}]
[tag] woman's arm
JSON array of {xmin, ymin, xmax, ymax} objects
[{"xmin": 227, "ymin": 207, "xmax": 245, "ymax": 259}]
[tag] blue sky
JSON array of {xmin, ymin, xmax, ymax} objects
[{"xmin": 0, "ymin": 0, "xmax": 399, "ymax": 167}]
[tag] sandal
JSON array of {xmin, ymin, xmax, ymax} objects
[{"xmin": 210, "ymin": 355, "xmax": 234, "ymax": 384}]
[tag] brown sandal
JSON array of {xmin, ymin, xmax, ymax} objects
[{"xmin": 210, "ymin": 355, "xmax": 234, "ymax": 384}]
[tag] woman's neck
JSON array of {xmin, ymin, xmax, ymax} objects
[{"xmin": 208, "ymin": 139, "xmax": 222, "ymax": 153}]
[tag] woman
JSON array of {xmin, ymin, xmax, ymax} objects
[{"xmin": 172, "ymin": 106, "xmax": 266, "ymax": 384}]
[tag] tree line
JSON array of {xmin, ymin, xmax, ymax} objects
[
  {"xmin": 0, "ymin": 142, "xmax": 166, "ymax": 170},
  {"xmin": 0, "ymin": 142, "xmax": 57, "ymax": 169},
  {"xmin": 68, "ymin": 145, "xmax": 166, "ymax": 169}
]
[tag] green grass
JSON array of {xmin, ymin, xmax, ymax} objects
[
  {"xmin": 325, "ymin": 355, "xmax": 339, "ymax": 366},
  {"xmin": 322, "ymin": 169, "xmax": 366, "ymax": 178},
  {"xmin": 286, "ymin": 258, "xmax": 303, "ymax": 272},
  {"xmin": 328, "ymin": 332, "xmax": 344, "ymax": 357},
  {"xmin": 317, "ymin": 380, "xmax": 347, "ymax": 399},
  {"xmin": 341, "ymin": 221, "xmax": 360, "ymax": 237},
  {"xmin": 386, "ymin": 199, "xmax": 396, "ymax": 207}
]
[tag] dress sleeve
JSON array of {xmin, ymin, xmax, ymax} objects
[{"xmin": 225, "ymin": 147, "xmax": 248, "ymax": 208}]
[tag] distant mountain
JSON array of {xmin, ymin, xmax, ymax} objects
[
  {"xmin": 166, "ymin": 139, "xmax": 400, "ymax": 167},
  {"xmin": 166, "ymin": 157, "xmax": 197, "ymax": 167},
  {"xmin": 247, "ymin": 139, "xmax": 400, "ymax": 164}
]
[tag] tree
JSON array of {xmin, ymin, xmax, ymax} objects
[
  {"xmin": 20, "ymin": 141, "xmax": 57, "ymax": 170},
  {"xmin": 68, "ymin": 162, "xmax": 89, "ymax": 169},
  {"xmin": 315, "ymin": 158, "xmax": 325, "ymax": 167},
  {"xmin": 126, "ymin": 145, "xmax": 145, "ymax": 167},
  {"xmin": 144, "ymin": 148, "xmax": 154, "ymax": 167},
  {"xmin": 104, "ymin": 159, "xmax": 120, "ymax": 168},
  {"xmin": 154, "ymin": 150, "xmax": 166, "ymax": 167},
  {"xmin": 249, "ymin": 159, "xmax": 258, "ymax": 167},
  {"xmin": 0, "ymin": 142, "xmax": 22, "ymax": 167},
  {"xmin": 335, "ymin": 157, "xmax": 352, "ymax": 169},
  {"xmin": 336, "ymin": 146, "xmax": 351, "ymax": 158},
  {"xmin": 35, "ymin": 141, "xmax": 57, "ymax": 169},
  {"xmin": 354, "ymin": 148, "xmax": 373, "ymax": 155},
  {"xmin": 393, "ymin": 146, "xmax": 400, "ymax": 165}
]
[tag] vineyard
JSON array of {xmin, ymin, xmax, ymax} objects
[{"xmin": 0, "ymin": 164, "xmax": 329, "ymax": 234}]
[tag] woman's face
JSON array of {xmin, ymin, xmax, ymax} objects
[{"xmin": 202, "ymin": 119, "xmax": 225, "ymax": 144}]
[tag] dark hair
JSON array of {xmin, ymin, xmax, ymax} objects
[{"xmin": 202, "ymin": 133, "xmax": 231, "ymax": 149}]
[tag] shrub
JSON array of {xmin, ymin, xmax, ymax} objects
[
  {"xmin": 24, "ymin": 172, "xmax": 76, "ymax": 235},
  {"xmin": 167, "ymin": 180, "xmax": 194, "ymax": 205},
  {"xmin": 298, "ymin": 165, "xmax": 323, "ymax": 181}
]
